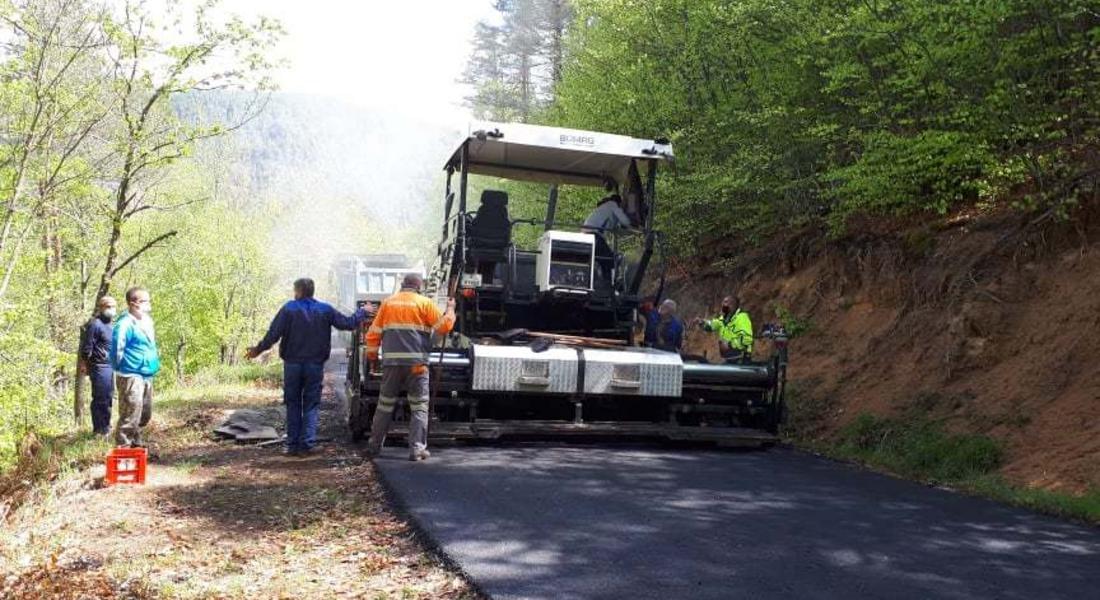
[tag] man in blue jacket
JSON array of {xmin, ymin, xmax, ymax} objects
[
  {"xmin": 653, "ymin": 299, "xmax": 684, "ymax": 353},
  {"xmin": 111, "ymin": 287, "xmax": 161, "ymax": 447},
  {"xmin": 246, "ymin": 278, "xmax": 369, "ymax": 456}
]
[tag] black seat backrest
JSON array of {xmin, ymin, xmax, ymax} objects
[{"xmin": 468, "ymin": 190, "xmax": 510, "ymax": 250}]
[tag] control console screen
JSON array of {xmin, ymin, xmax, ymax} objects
[{"xmin": 548, "ymin": 241, "xmax": 593, "ymax": 289}]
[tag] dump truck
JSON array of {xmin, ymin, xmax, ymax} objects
[
  {"xmin": 347, "ymin": 122, "xmax": 787, "ymax": 444},
  {"xmin": 331, "ymin": 254, "xmax": 425, "ymax": 415},
  {"xmin": 331, "ymin": 253, "xmax": 426, "ymax": 313}
]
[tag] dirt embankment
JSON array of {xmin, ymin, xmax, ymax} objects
[{"xmin": 669, "ymin": 206, "xmax": 1100, "ymax": 494}]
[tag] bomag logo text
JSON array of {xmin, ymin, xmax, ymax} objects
[{"xmin": 560, "ymin": 134, "xmax": 596, "ymax": 147}]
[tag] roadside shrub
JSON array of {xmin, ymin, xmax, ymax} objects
[
  {"xmin": 781, "ymin": 382, "xmax": 836, "ymax": 442},
  {"xmin": 837, "ymin": 413, "xmax": 1003, "ymax": 483},
  {"xmin": 775, "ymin": 305, "xmax": 814, "ymax": 339}
]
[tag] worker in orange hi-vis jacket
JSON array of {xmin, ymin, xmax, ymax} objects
[{"xmin": 364, "ymin": 272, "xmax": 455, "ymax": 461}]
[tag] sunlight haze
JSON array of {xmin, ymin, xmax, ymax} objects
[{"xmin": 232, "ymin": 0, "xmax": 496, "ymax": 124}]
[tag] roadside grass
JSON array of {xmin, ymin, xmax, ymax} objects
[
  {"xmin": 0, "ymin": 430, "xmax": 112, "ymax": 519},
  {"xmin": 183, "ymin": 361, "xmax": 283, "ymax": 388},
  {"xmin": 0, "ymin": 363, "xmax": 283, "ymax": 518},
  {"xmin": 964, "ymin": 476, "xmax": 1100, "ymax": 524},
  {"xmin": 834, "ymin": 413, "xmax": 1003, "ymax": 483},
  {"xmin": 3, "ymin": 362, "xmax": 478, "ymax": 599},
  {"xmin": 784, "ymin": 396, "xmax": 1100, "ymax": 525}
]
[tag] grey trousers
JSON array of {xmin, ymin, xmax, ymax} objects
[
  {"xmin": 367, "ymin": 365, "xmax": 430, "ymax": 456},
  {"xmin": 114, "ymin": 374, "xmax": 152, "ymax": 446}
]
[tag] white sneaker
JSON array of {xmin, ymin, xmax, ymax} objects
[{"xmin": 409, "ymin": 449, "xmax": 431, "ymax": 462}]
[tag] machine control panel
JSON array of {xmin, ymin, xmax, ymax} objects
[{"xmin": 536, "ymin": 231, "xmax": 595, "ymax": 292}]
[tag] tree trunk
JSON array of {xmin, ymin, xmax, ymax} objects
[
  {"xmin": 548, "ymin": 0, "xmax": 566, "ymax": 85},
  {"xmin": 43, "ymin": 193, "xmax": 65, "ymax": 346},
  {"xmin": 519, "ymin": 53, "xmax": 531, "ymax": 121},
  {"xmin": 175, "ymin": 336, "xmax": 187, "ymax": 381},
  {"xmin": 73, "ymin": 349, "xmax": 85, "ymax": 425},
  {"xmin": 74, "ymin": 318, "xmax": 89, "ymax": 424},
  {"xmin": 96, "ymin": 147, "xmax": 134, "ymax": 302},
  {"xmin": 96, "ymin": 213, "xmax": 124, "ymax": 301}
]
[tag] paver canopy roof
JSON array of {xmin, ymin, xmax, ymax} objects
[{"xmin": 447, "ymin": 121, "xmax": 674, "ymax": 187}]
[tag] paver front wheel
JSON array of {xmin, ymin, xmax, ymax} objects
[{"xmin": 347, "ymin": 384, "xmax": 367, "ymax": 441}]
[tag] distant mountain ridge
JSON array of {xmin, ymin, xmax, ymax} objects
[{"xmin": 175, "ymin": 92, "xmax": 459, "ymax": 226}]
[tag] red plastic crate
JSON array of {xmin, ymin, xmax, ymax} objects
[{"xmin": 105, "ymin": 447, "xmax": 147, "ymax": 485}]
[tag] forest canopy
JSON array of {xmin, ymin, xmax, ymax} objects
[{"xmin": 463, "ymin": 0, "xmax": 1100, "ymax": 248}]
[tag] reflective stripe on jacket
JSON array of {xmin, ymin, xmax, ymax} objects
[
  {"xmin": 705, "ymin": 309, "xmax": 753, "ymax": 354},
  {"xmin": 365, "ymin": 289, "xmax": 455, "ymax": 367}
]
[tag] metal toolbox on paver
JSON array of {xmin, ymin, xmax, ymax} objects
[
  {"xmin": 470, "ymin": 344, "xmax": 683, "ymax": 397},
  {"xmin": 471, "ymin": 344, "xmax": 578, "ymax": 394},
  {"xmin": 581, "ymin": 347, "xmax": 682, "ymax": 397}
]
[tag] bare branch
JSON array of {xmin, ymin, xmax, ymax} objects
[
  {"xmin": 124, "ymin": 195, "xmax": 206, "ymax": 218},
  {"xmin": 109, "ymin": 230, "xmax": 178, "ymax": 277}
]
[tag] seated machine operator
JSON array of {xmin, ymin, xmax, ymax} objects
[
  {"xmin": 582, "ymin": 178, "xmax": 631, "ymax": 286},
  {"xmin": 583, "ymin": 178, "xmax": 631, "ymax": 233}
]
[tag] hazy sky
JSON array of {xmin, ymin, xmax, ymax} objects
[{"xmin": 230, "ymin": 0, "xmax": 498, "ymax": 125}]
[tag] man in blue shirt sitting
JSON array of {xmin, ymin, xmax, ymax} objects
[
  {"xmin": 653, "ymin": 299, "xmax": 684, "ymax": 353},
  {"xmin": 246, "ymin": 278, "xmax": 369, "ymax": 456}
]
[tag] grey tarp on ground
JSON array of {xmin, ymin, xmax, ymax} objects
[{"xmin": 213, "ymin": 409, "xmax": 280, "ymax": 443}]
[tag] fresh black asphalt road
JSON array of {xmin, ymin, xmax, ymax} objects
[{"xmin": 373, "ymin": 444, "xmax": 1100, "ymax": 600}]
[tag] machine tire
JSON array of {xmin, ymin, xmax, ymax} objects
[{"xmin": 347, "ymin": 382, "xmax": 367, "ymax": 442}]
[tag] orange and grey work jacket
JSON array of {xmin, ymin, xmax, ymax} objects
[{"xmin": 365, "ymin": 288, "xmax": 455, "ymax": 371}]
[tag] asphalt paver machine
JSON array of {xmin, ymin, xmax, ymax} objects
[{"xmin": 347, "ymin": 122, "xmax": 787, "ymax": 444}]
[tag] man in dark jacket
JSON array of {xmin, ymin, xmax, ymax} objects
[
  {"xmin": 80, "ymin": 296, "xmax": 117, "ymax": 435},
  {"xmin": 246, "ymin": 278, "xmax": 369, "ymax": 456},
  {"xmin": 638, "ymin": 297, "xmax": 660, "ymax": 346}
]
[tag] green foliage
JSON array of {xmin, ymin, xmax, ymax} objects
[
  {"xmin": 836, "ymin": 413, "xmax": 1003, "ymax": 483},
  {"xmin": 123, "ymin": 201, "xmax": 281, "ymax": 386},
  {"xmin": 186, "ymin": 361, "xmax": 283, "ymax": 389},
  {"xmin": 533, "ymin": 0, "xmax": 1100, "ymax": 250},
  {"xmin": 965, "ymin": 476, "xmax": 1100, "ymax": 525},
  {"xmin": 0, "ymin": 0, "xmax": 285, "ymax": 474},
  {"xmin": 774, "ymin": 305, "xmax": 813, "ymax": 338},
  {"xmin": 0, "ymin": 429, "xmax": 110, "ymax": 490},
  {"xmin": 788, "ymin": 409, "xmax": 1099, "ymax": 524},
  {"xmin": 828, "ymin": 131, "xmax": 994, "ymax": 228},
  {"xmin": 779, "ymin": 382, "xmax": 836, "ymax": 442},
  {"xmin": 462, "ymin": 1, "xmax": 572, "ymax": 121}
]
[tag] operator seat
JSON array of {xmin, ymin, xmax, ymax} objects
[
  {"xmin": 468, "ymin": 190, "xmax": 510, "ymax": 249},
  {"xmin": 466, "ymin": 190, "xmax": 511, "ymax": 283}
]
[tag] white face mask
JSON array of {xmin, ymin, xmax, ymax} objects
[
  {"xmin": 132, "ymin": 298, "xmax": 152, "ymax": 315},
  {"xmin": 101, "ymin": 308, "xmax": 117, "ymax": 320}
]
